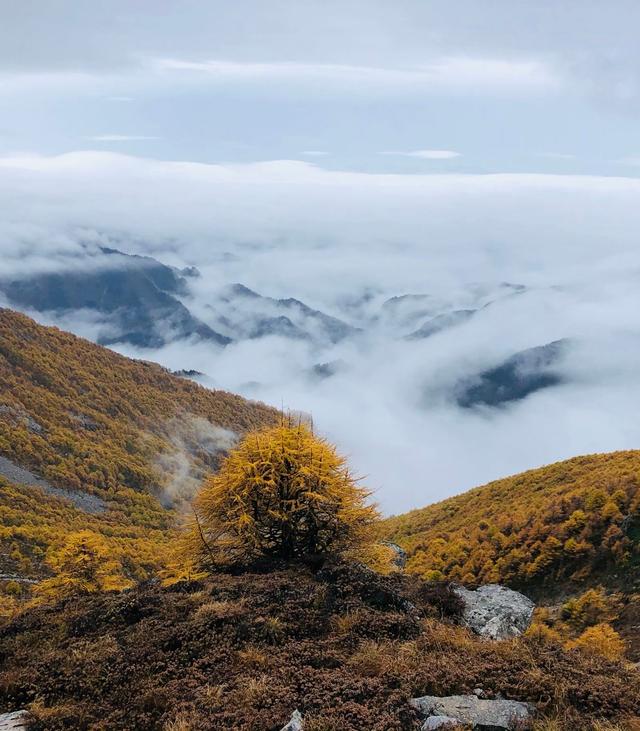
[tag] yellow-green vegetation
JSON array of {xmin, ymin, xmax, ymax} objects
[
  {"xmin": 382, "ymin": 451, "xmax": 640, "ymax": 589},
  {"xmin": 0, "ymin": 477, "xmax": 168, "ymax": 615},
  {"xmin": 187, "ymin": 422, "xmax": 382, "ymax": 568},
  {"xmin": 527, "ymin": 586, "xmax": 628, "ymax": 660},
  {"xmin": 0, "ymin": 308, "xmax": 278, "ymax": 608},
  {"xmin": 35, "ymin": 529, "xmax": 132, "ymax": 601}
]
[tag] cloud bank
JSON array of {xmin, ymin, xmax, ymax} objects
[{"xmin": 1, "ymin": 152, "xmax": 640, "ymax": 513}]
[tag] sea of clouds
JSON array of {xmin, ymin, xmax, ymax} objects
[{"xmin": 1, "ymin": 152, "xmax": 640, "ymax": 513}]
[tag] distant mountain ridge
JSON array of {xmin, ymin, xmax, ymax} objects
[
  {"xmin": 208, "ymin": 283, "xmax": 360, "ymax": 344},
  {"xmin": 0, "ymin": 246, "xmax": 230, "ymax": 348}
]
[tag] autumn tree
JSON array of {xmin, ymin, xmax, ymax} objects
[
  {"xmin": 35, "ymin": 530, "xmax": 131, "ymax": 601},
  {"xmin": 566, "ymin": 623, "xmax": 626, "ymax": 661},
  {"xmin": 187, "ymin": 423, "xmax": 380, "ymax": 568}
]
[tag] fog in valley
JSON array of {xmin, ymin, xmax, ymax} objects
[{"xmin": 1, "ymin": 154, "xmax": 639, "ymax": 512}]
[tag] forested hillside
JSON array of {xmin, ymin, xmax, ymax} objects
[
  {"xmin": 0, "ymin": 309, "xmax": 277, "ymax": 609},
  {"xmin": 382, "ymin": 451, "xmax": 640, "ymax": 593}
]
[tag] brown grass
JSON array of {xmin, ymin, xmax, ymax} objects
[{"xmin": 1, "ymin": 562, "xmax": 639, "ymax": 731}]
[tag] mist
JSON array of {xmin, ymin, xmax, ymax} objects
[{"xmin": 1, "ymin": 152, "xmax": 640, "ymax": 513}]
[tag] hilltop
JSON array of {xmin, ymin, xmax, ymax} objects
[
  {"xmin": 382, "ymin": 451, "xmax": 640, "ymax": 659},
  {"xmin": 0, "ymin": 309, "xmax": 277, "ymax": 606},
  {"xmin": 382, "ymin": 451, "xmax": 640, "ymax": 594},
  {"xmin": 1, "ymin": 310, "xmax": 640, "ymax": 730}
]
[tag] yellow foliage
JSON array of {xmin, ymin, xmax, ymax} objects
[
  {"xmin": 188, "ymin": 423, "xmax": 380, "ymax": 567},
  {"xmin": 35, "ymin": 530, "xmax": 132, "ymax": 600},
  {"xmin": 526, "ymin": 621, "xmax": 563, "ymax": 646},
  {"xmin": 561, "ymin": 587, "xmax": 622, "ymax": 631},
  {"xmin": 0, "ymin": 309, "xmax": 278, "ymax": 607},
  {"xmin": 566, "ymin": 623, "xmax": 626, "ymax": 661},
  {"xmin": 382, "ymin": 450, "xmax": 640, "ymax": 588}
]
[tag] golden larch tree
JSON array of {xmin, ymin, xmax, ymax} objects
[
  {"xmin": 187, "ymin": 423, "xmax": 380, "ymax": 568},
  {"xmin": 35, "ymin": 530, "xmax": 132, "ymax": 601}
]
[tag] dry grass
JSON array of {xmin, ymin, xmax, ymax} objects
[
  {"xmin": 2, "ymin": 564, "xmax": 639, "ymax": 730},
  {"xmin": 193, "ymin": 598, "xmax": 246, "ymax": 622},
  {"xmin": 163, "ymin": 712, "xmax": 197, "ymax": 731}
]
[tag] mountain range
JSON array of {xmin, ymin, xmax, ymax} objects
[{"xmin": 0, "ymin": 248, "xmax": 573, "ymax": 410}]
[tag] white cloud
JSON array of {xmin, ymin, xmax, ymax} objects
[
  {"xmin": 85, "ymin": 135, "xmax": 161, "ymax": 142},
  {"xmin": 1, "ymin": 152, "xmax": 640, "ymax": 512},
  {"xmin": 155, "ymin": 56, "xmax": 560, "ymax": 95},
  {"xmin": 302, "ymin": 150, "xmax": 328, "ymax": 157}
]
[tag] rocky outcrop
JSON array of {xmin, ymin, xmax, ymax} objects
[
  {"xmin": 280, "ymin": 710, "xmax": 303, "ymax": 731},
  {"xmin": 410, "ymin": 694, "xmax": 534, "ymax": 730},
  {"xmin": 0, "ymin": 455, "xmax": 107, "ymax": 515},
  {"xmin": 0, "ymin": 711, "xmax": 31, "ymax": 730},
  {"xmin": 454, "ymin": 584, "xmax": 535, "ymax": 640},
  {"xmin": 382, "ymin": 541, "xmax": 408, "ymax": 569}
]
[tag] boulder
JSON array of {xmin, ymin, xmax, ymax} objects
[
  {"xmin": 422, "ymin": 715, "xmax": 462, "ymax": 729},
  {"xmin": 382, "ymin": 541, "xmax": 408, "ymax": 569},
  {"xmin": 0, "ymin": 711, "xmax": 31, "ymax": 730},
  {"xmin": 453, "ymin": 584, "xmax": 534, "ymax": 640},
  {"xmin": 411, "ymin": 695, "xmax": 534, "ymax": 730},
  {"xmin": 280, "ymin": 709, "xmax": 303, "ymax": 731}
]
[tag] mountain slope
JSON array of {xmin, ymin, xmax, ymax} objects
[
  {"xmin": 208, "ymin": 283, "xmax": 360, "ymax": 344},
  {"xmin": 0, "ymin": 309, "xmax": 278, "ymax": 598},
  {"xmin": 382, "ymin": 450, "xmax": 640, "ymax": 594},
  {"xmin": 0, "ymin": 247, "xmax": 229, "ymax": 348},
  {"xmin": 455, "ymin": 339, "xmax": 569, "ymax": 408}
]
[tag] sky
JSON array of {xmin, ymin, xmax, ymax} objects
[
  {"xmin": 2, "ymin": 1, "xmax": 640, "ymax": 175},
  {"xmin": 1, "ymin": 2, "xmax": 640, "ymax": 513}
]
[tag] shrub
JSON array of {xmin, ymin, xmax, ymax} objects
[
  {"xmin": 566, "ymin": 623, "xmax": 626, "ymax": 661},
  {"xmin": 561, "ymin": 588, "xmax": 622, "ymax": 631},
  {"xmin": 187, "ymin": 423, "xmax": 380, "ymax": 567}
]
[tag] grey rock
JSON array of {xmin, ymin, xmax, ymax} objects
[
  {"xmin": 411, "ymin": 695, "xmax": 533, "ymax": 730},
  {"xmin": 454, "ymin": 584, "xmax": 535, "ymax": 640},
  {"xmin": 382, "ymin": 541, "xmax": 408, "ymax": 569},
  {"xmin": 0, "ymin": 710, "xmax": 31, "ymax": 730},
  {"xmin": 0, "ymin": 455, "xmax": 107, "ymax": 515},
  {"xmin": 280, "ymin": 709, "xmax": 303, "ymax": 731},
  {"xmin": 68, "ymin": 412, "xmax": 99, "ymax": 431},
  {"xmin": 0, "ymin": 405, "xmax": 43, "ymax": 434},
  {"xmin": 422, "ymin": 716, "xmax": 461, "ymax": 730}
]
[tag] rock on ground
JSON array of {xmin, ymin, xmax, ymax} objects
[
  {"xmin": 411, "ymin": 694, "xmax": 534, "ymax": 730},
  {"xmin": 454, "ymin": 584, "xmax": 535, "ymax": 640},
  {"xmin": 280, "ymin": 709, "xmax": 303, "ymax": 731},
  {"xmin": 0, "ymin": 711, "xmax": 31, "ymax": 730},
  {"xmin": 422, "ymin": 715, "xmax": 461, "ymax": 729}
]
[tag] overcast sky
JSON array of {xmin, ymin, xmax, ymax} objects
[{"xmin": 2, "ymin": 1, "xmax": 640, "ymax": 175}]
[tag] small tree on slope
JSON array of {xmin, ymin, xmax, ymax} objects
[{"xmin": 187, "ymin": 423, "xmax": 381, "ymax": 568}]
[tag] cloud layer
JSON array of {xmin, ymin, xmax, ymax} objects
[{"xmin": 1, "ymin": 152, "xmax": 640, "ymax": 513}]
